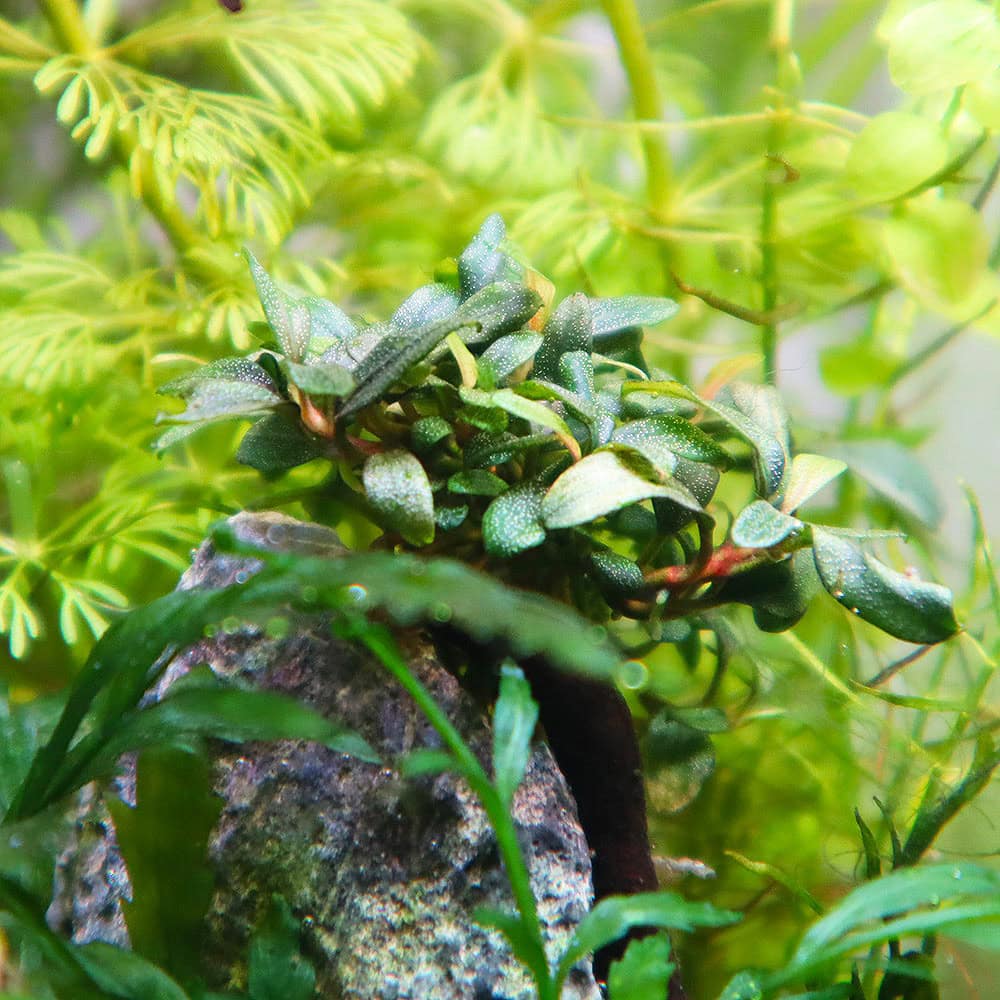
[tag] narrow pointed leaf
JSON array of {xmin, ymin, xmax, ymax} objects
[
  {"xmin": 812, "ymin": 526, "xmax": 958, "ymax": 644},
  {"xmin": 556, "ymin": 892, "xmax": 740, "ymax": 988},
  {"xmin": 492, "ymin": 664, "xmax": 538, "ymax": 807},
  {"xmin": 458, "ymin": 214, "xmax": 523, "ymax": 297},
  {"xmin": 362, "ymin": 449, "xmax": 435, "ymax": 546},
  {"xmin": 244, "ymin": 250, "xmax": 312, "ymax": 361},
  {"xmin": 534, "ymin": 292, "xmax": 593, "ymax": 380},
  {"xmin": 474, "ymin": 907, "xmax": 550, "ymax": 986},
  {"xmin": 391, "ymin": 282, "xmax": 461, "ymax": 330}
]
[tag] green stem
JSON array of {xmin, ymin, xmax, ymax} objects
[
  {"xmin": 760, "ymin": 0, "xmax": 797, "ymax": 385},
  {"xmin": 351, "ymin": 621, "xmax": 557, "ymax": 1000},
  {"xmin": 601, "ymin": 0, "xmax": 671, "ymax": 215},
  {"xmin": 35, "ymin": 0, "xmax": 225, "ymax": 281}
]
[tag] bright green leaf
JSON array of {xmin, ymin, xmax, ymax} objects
[
  {"xmin": 109, "ymin": 747, "xmax": 222, "ymax": 983},
  {"xmin": 607, "ymin": 933, "xmax": 674, "ymax": 1000},
  {"xmin": 781, "ymin": 453, "xmax": 848, "ymax": 512},
  {"xmin": 846, "ymin": 113, "xmax": 949, "ymax": 201},
  {"xmin": 882, "ymin": 197, "xmax": 990, "ymax": 306},
  {"xmin": 282, "ymin": 359, "xmax": 355, "ymax": 397},
  {"xmin": 363, "ymin": 449, "xmax": 435, "ymax": 545},
  {"xmin": 888, "ymin": 1, "xmax": 1000, "ymax": 94},
  {"xmin": 478, "ymin": 331, "xmax": 543, "ymax": 388},
  {"xmin": 555, "ymin": 892, "xmax": 741, "ymax": 990},
  {"xmin": 492, "ymin": 664, "xmax": 538, "ymax": 807}
]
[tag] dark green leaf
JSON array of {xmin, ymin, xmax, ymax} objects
[
  {"xmin": 237, "ymin": 411, "xmax": 325, "ymax": 473},
  {"xmin": 282, "ymin": 359, "xmax": 355, "ymax": 397},
  {"xmin": 339, "ymin": 284, "xmax": 540, "ymax": 417},
  {"xmin": 411, "ymin": 416, "xmax": 453, "ymax": 454},
  {"xmin": 613, "ymin": 414, "xmax": 730, "ymax": 468},
  {"xmin": 542, "ymin": 450, "xmax": 704, "ymax": 530},
  {"xmin": 855, "ymin": 809, "xmax": 881, "ymax": 880},
  {"xmin": 482, "ymin": 481, "xmax": 548, "ymax": 557},
  {"xmin": 556, "ymin": 892, "xmax": 741, "ymax": 988},
  {"xmin": 557, "ymin": 350, "xmax": 595, "ymax": 399},
  {"xmin": 78, "ymin": 679, "xmax": 378, "ymax": 784},
  {"xmin": 434, "ymin": 503, "xmax": 468, "ymax": 531},
  {"xmin": 731, "ymin": 501, "xmax": 803, "ymax": 549},
  {"xmin": 302, "ymin": 294, "xmax": 355, "ymax": 345},
  {"xmin": 534, "ymin": 293, "xmax": 593, "ymax": 381},
  {"xmin": 478, "ymin": 332, "xmax": 543, "ymax": 388},
  {"xmin": 812, "ymin": 527, "xmax": 958, "ymax": 644},
  {"xmin": 463, "ymin": 386, "xmax": 580, "ymax": 456},
  {"xmin": 363, "ymin": 449, "xmax": 436, "ymax": 546},
  {"xmin": 391, "ymin": 282, "xmax": 461, "ymax": 330},
  {"xmin": 492, "ymin": 664, "xmax": 538, "ymax": 807},
  {"xmin": 607, "ymin": 934, "xmax": 675, "ymax": 1000},
  {"xmin": 158, "ymin": 357, "xmax": 278, "ymax": 398},
  {"xmin": 75, "ymin": 941, "xmax": 191, "ymax": 1000},
  {"xmin": 448, "ymin": 469, "xmax": 507, "ymax": 496},
  {"xmin": 455, "ymin": 282, "xmax": 542, "ymax": 347},
  {"xmin": 247, "ymin": 894, "xmax": 316, "ymax": 1000},
  {"xmin": 209, "ymin": 531, "xmax": 624, "ymax": 680},
  {"xmin": 109, "ymin": 747, "xmax": 222, "ymax": 982},
  {"xmin": 643, "ymin": 711, "xmax": 715, "ymax": 813},
  {"xmin": 244, "ymin": 250, "xmax": 312, "ymax": 362},
  {"xmin": 589, "ymin": 296, "xmax": 679, "ymax": 339},
  {"xmin": 457, "ymin": 214, "xmax": 523, "ymax": 297},
  {"xmin": 624, "ymin": 382, "xmax": 786, "ymax": 497},
  {"xmin": 589, "ymin": 547, "xmax": 645, "ymax": 598}
]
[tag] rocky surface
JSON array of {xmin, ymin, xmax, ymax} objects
[{"xmin": 49, "ymin": 512, "xmax": 600, "ymax": 999}]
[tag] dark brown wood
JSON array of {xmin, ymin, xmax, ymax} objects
[{"xmin": 521, "ymin": 655, "xmax": 685, "ymax": 997}]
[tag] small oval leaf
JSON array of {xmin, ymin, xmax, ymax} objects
[
  {"xmin": 731, "ymin": 501, "xmax": 803, "ymax": 549},
  {"xmin": 589, "ymin": 295, "xmax": 679, "ymax": 339},
  {"xmin": 482, "ymin": 481, "xmax": 548, "ymax": 557},
  {"xmin": 362, "ymin": 450, "xmax": 435, "ymax": 546},
  {"xmin": 534, "ymin": 293, "xmax": 594, "ymax": 381}
]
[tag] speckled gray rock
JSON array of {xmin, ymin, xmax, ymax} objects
[{"xmin": 50, "ymin": 512, "xmax": 600, "ymax": 999}]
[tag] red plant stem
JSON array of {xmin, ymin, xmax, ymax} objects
[{"xmin": 644, "ymin": 543, "xmax": 761, "ymax": 590}]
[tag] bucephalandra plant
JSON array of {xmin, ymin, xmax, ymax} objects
[{"xmin": 158, "ymin": 215, "xmax": 959, "ymax": 648}]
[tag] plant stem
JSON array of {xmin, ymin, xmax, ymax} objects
[
  {"xmin": 35, "ymin": 0, "xmax": 225, "ymax": 281},
  {"xmin": 601, "ymin": 0, "xmax": 671, "ymax": 215},
  {"xmin": 760, "ymin": 0, "xmax": 798, "ymax": 385}
]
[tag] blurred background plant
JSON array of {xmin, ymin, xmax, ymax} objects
[{"xmin": 1, "ymin": 0, "xmax": 999, "ymax": 996}]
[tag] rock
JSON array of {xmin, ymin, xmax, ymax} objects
[{"xmin": 49, "ymin": 512, "xmax": 601, "ymax": 999}]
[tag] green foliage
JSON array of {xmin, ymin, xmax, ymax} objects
[
  {"xmin": 247, "ymin": 894, "xmax": 316, "ymax": 1000},
  {"xmin": 110, "ymin": 747, "xmax": 222, "ymax": 982},
  {"xmin": 2, "ymin": 0, "xmax": 1000, "ymax": 997}
]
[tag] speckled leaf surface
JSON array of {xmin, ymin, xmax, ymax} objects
[
  {"xmin": 482, "ymin": 481, "xmax": 548, "ymax": 557},
  {"xmin": 588, "ymin": 296, "xmax": 679, "ymax": 339},
  {"xmin": 534, "ymin": 293, "xmax": 593, "ymax": 381},
  {"xmin": 811, "ymin": 527, "xmax": 958, "ymax": 644},
  {"xmin": 362, "ymin": 449, "xmax": 435, "ymax": 546},
  {"xmin": 542, "ymin": 450, "xmax": 703, "ymax": 530},
  {"xmin": 478, "ymin": 332, "xmax": 543, "ymax": 388},
  {"xmin": 731, "ymin": 501, "xmax": 803, "ymax": 549},
  {"xmin": 236, "ymin": 412, "xmax": 325, "ymax": 473},
  {"xmin": 457, "ymin": 213, "xmax": 523, "ymax": 297},
  {"xmin": 281, "ymin": 359, "xmax": 355, "ymax": 397},
  {"xmin": 244, "ymin": 250, "xmax": 312, "ymax": 362}
]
